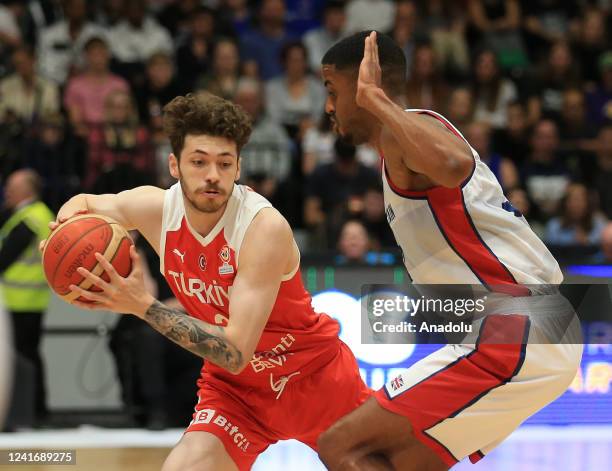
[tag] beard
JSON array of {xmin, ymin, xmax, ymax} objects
[{"xmin": 179, "ymin": 175, "xmax": 231, "ymax": 214}]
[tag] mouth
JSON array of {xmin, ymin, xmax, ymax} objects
[{"xmin": 198, "ymin": 189, "xmax": 222, "ymax": 198}]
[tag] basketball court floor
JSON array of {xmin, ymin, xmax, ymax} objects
[{"xmin": 1, "ymin": 425, "xmax": 610, "ymax": 470}]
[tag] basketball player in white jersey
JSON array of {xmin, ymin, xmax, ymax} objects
[
  {"xmin": 316, "ymin": 31, "xmax": 582, "ymax": 470},
  {"xmin": 41, "ymin": 93, "xmax": 370, "ymax": 471}
]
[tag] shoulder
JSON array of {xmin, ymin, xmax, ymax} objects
[{"xmin": 245, "ymin": 207, "xmax": 292, "ymax": 246}]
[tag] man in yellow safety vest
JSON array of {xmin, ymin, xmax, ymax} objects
[{"xmin": 0, "ymin": 169, "xmax": 54, "ymax": 424}]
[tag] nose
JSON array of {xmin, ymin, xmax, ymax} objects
[
  {"xmin": 205, "ymin": 164, "xmax": 220, "ymax": 184},
  {"xmin": 325, "ymin": 97, "xmax": 335, "ymax": 116}
]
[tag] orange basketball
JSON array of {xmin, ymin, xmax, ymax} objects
[{"xmin": 42, "ymin": 214, "xmax": 133, "ymax": 302}]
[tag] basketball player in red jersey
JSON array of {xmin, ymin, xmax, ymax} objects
[
  {"xmin": 316, "ymin": 31, "xmax": 581, "ymax": 470},
  {"xmin": 41, "ymin": 93, "xmax": 370, "ymax": 470}
]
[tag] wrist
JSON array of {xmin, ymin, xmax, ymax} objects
[
  {"xmin": 136, "ymin": 294, "xmax": 157, "ymax": 319},
  {"xmin": 357, "ymin": 86, "xmax": 384, "ymax": 109}
]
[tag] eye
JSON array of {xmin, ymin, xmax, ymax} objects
[
  {"xmin": 193, "ymin": 160, "xmax": 203, "ymax": 166},
  {"xmin": 221, "ymin": 162, "xmax": 232, "ymax": 168}
]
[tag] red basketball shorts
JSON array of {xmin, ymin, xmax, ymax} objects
[{"xmin": 185, "ymin": 340, "xmax": 371, "ymax": 470}]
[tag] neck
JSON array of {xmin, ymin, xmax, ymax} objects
[{"xmin": 183, "ymin": 197, "xmax": 228, "ymax": 237}]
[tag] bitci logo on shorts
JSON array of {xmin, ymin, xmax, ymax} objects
[{"xmin": 191, "ymin": 409, "xmax": 251, "ymax": 452}]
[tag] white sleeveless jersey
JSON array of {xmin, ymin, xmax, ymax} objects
[{"xmin": 382, "ymin": 109, "xmax": 562, "ymax": 286}]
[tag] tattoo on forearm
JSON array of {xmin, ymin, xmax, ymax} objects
[{"xmin": 143, "ymin": 300, "xmax": 243, "ymax": 372}]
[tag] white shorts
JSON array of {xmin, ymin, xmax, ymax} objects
[{"xmin": 374, "ymin": 313, "xmax": 583, "ymax": 467}]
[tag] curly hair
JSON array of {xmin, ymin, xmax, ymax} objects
[{"xmin": 163, "ymin": 93, "xmax": 252, "ymax": 157}]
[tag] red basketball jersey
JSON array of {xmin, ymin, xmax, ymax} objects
[{"xmin": 160, "ymin": 183, "xmax": 340, "ymax": 390}]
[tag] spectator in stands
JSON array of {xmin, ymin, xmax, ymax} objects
[
  {"xmin": 85, "ymin": 89, "xmax": 154, "ymax": 193},
  {"xmin": 302, "ymin": 112, "xmax": 378, "ymax": 175},
  {"xmin": 558, "ymin": 88, "xmax": 598, "ymax": 184},
  {"xmin": 386, "ymin": 0, "xmax": 421, "ymax": 72},
  {"xmin": 405, "ymin": 42, "xmax": 448, "ymax": 112},
  {"xmin": 445, "ymin": 86, "xmax": 473, "ymax": 135},
  {"xmin": 361, "ymin": 185, "xmax": 396, "ymax": 249},
  {"xmin": 595, "ymin": 125, "xmax": 612, "ymax": 220},
  {"xmin": 0, "ymin": 46, "xmax": 59, "ymax": 124},
  {"xmin": 466, "ymin": 121, "xmax": 518, "ymax": 190},
  {"xmin": 0, "ymin": 0, "xmax": 21, "ymax": 77},
  {"xmin": 37, "ymin": 0, "xmax": 106, "ymax": 84},
  {"xmin": 492, "ymin": 100, "xmax": 530, "ymax": 165},
  {"xmin": 336, "ymin": 219, "xmax": 371, "ymax": 264},
  {"xmin": 335, "ymin": 219, "xmax": 395, "ymax": 265},
  {"xmin": 265, "ymin": 41, "xmax": 325, "ymax": 139},
  {"xmin": 218, "ymin": 0, "xmax": 251, "ymax": 37},
  {"xmin": 156, "ymin": 0, "xmax": 201, "ymax": 38},
  {"xmin": 195, "ymin": 38, "xmax": 241, "ymax": 101},
  {"xmin": 304, "ymin": 1, "xmax": 346, "ymax": 74},
  {"xmin": 233, "ymin": 78, "xmax": 293, "ymax": 205},
  {"xmin": 95, "ymin": 0, "xmax": 124, "ymax": 28},
  {"xmin": 545, "ymin": 183, "xmax": 607, "ymax": 246},
  {"xmin": 305, "ymin": 138, "xmax": 379, "ymax": 248},
  {"xmin": 134, "ymin": 52, "xmax": 185, "ymax": 129},
  {"xmin": 573, "ymin": 8, "xmax": 608, "ymax": 85},
  {"xmin": 63, "ymin": 36, "xmax": 129, "ymax": 135},
  {"xmin": 467, "ymin": 0, "xmax": 527, "ymax": 71},
  {"xmin": 109, "ymin": 0, "xmax": 172, "ymax": 75},
  {"xmin": 523, "ymin": 0, "xmax": 581, "ymax": 61},
  {"xmin": 345, "ymin": 0, "xmax": 396, "ymax": 34},
  {"xmin": 175, "ymin": 7, "xmax": 215, "ymax": 91},
  {"xmin": 586, "ymin": 51, "xmax": 612, "ymax": 127},
  {"xmin": 239, "ymin": 0, "xmax": 293, "ymax": 80},
  {"xmin": 592, "ymin": 222, "xmax": 612, "ymax": 264},
  {"xmin": 522, "ymin": 119, "xmax": 570, "ymax": 221},
  {"xmin": 472, "ymin": 48, "xmax": 518, "ymax": 128},
  {"xmin": 527, "ymin": 40, "xmax": 581, "ymax": 123},
  {"xmin": 420, "ymin": 0, "xmax": 469, "ymax": 77},
  {"xmin": 22, "ymin": 113, "xmax": 86, "ymax": 211},
  {"xmin": 0, "ymin": 169, "xmax": 54, "ymax": 426}
]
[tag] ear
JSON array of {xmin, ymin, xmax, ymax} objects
[
  {"xmin": 169, "ymin": 153, "xmax": 180, "ymax": 180},
  {"xmin": 235, "ymin": 156, "xmax": 241, "ymax": 182}
]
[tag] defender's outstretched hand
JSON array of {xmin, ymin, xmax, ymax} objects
[
  {"xmin": 69, "ymin": 245, "xmax": 155, "ymax": 317},
  {"xmin": 356, "ymin": 31, "xmax": 382, "ymax": 107}
]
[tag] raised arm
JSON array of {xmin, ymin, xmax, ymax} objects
[{"xmin": 358, "ymin": 32, "xmax": 473, "ymax": 188}]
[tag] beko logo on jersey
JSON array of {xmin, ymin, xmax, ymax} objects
[
  {"xmin": 167, "ymin": 270, "xmax": 231, "ymax": 306},
  {"xmin": 191, "ymin": 409, "xmax": 250, "ymax": 452}
]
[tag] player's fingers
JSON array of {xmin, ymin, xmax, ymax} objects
[
  {"xmin": 39, "ymin": 239, "xmax": 47, "ymax": 253},
  {"xmin": 68, "ymin": 284, "xmax": 106, "ymax": 304},
  {"xmin": 76, "ymin": 267, "xmax": 112, "ymax": 292},
  {"xmin": 372, "ymin": 31, "xmax": 379, "ymax": 61},
  {"xmin": 49, "ymin": 221, "xmax": 59, "ymax": 231},
  {"xmin": 71, "ymin": 299, "xmax": 106, "ymax": 311},
  {"xmin": 365, "ymin": 33, "xmax": 373, "ymax": 61},
  {"xmin": 94, "ymin": 252, "xmax": 121, "ymax": 281}
]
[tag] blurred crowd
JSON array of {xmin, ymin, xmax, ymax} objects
[{"xmin": 0, "ymin": 0, "xmax": 611, "ymax": 263}]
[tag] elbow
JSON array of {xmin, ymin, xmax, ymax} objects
[
  {"xmin": 440, "ymin": 151, "xmax": 474, "ymax": 188},
  {"xmin": 227, "ymin": 359, "xmax": 248, "ymax": 375}
]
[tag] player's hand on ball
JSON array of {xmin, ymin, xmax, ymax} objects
[
  {"xmin": 356, "ymin": 31, "xmax": 382, "ymax": 108},
  {"xmin": 69, "ymin": 245, "xmax": 155, "ymax": 318},
  {"xmin": 39, "ymin": 209, "xmax": 89, "ymax": 253}
]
